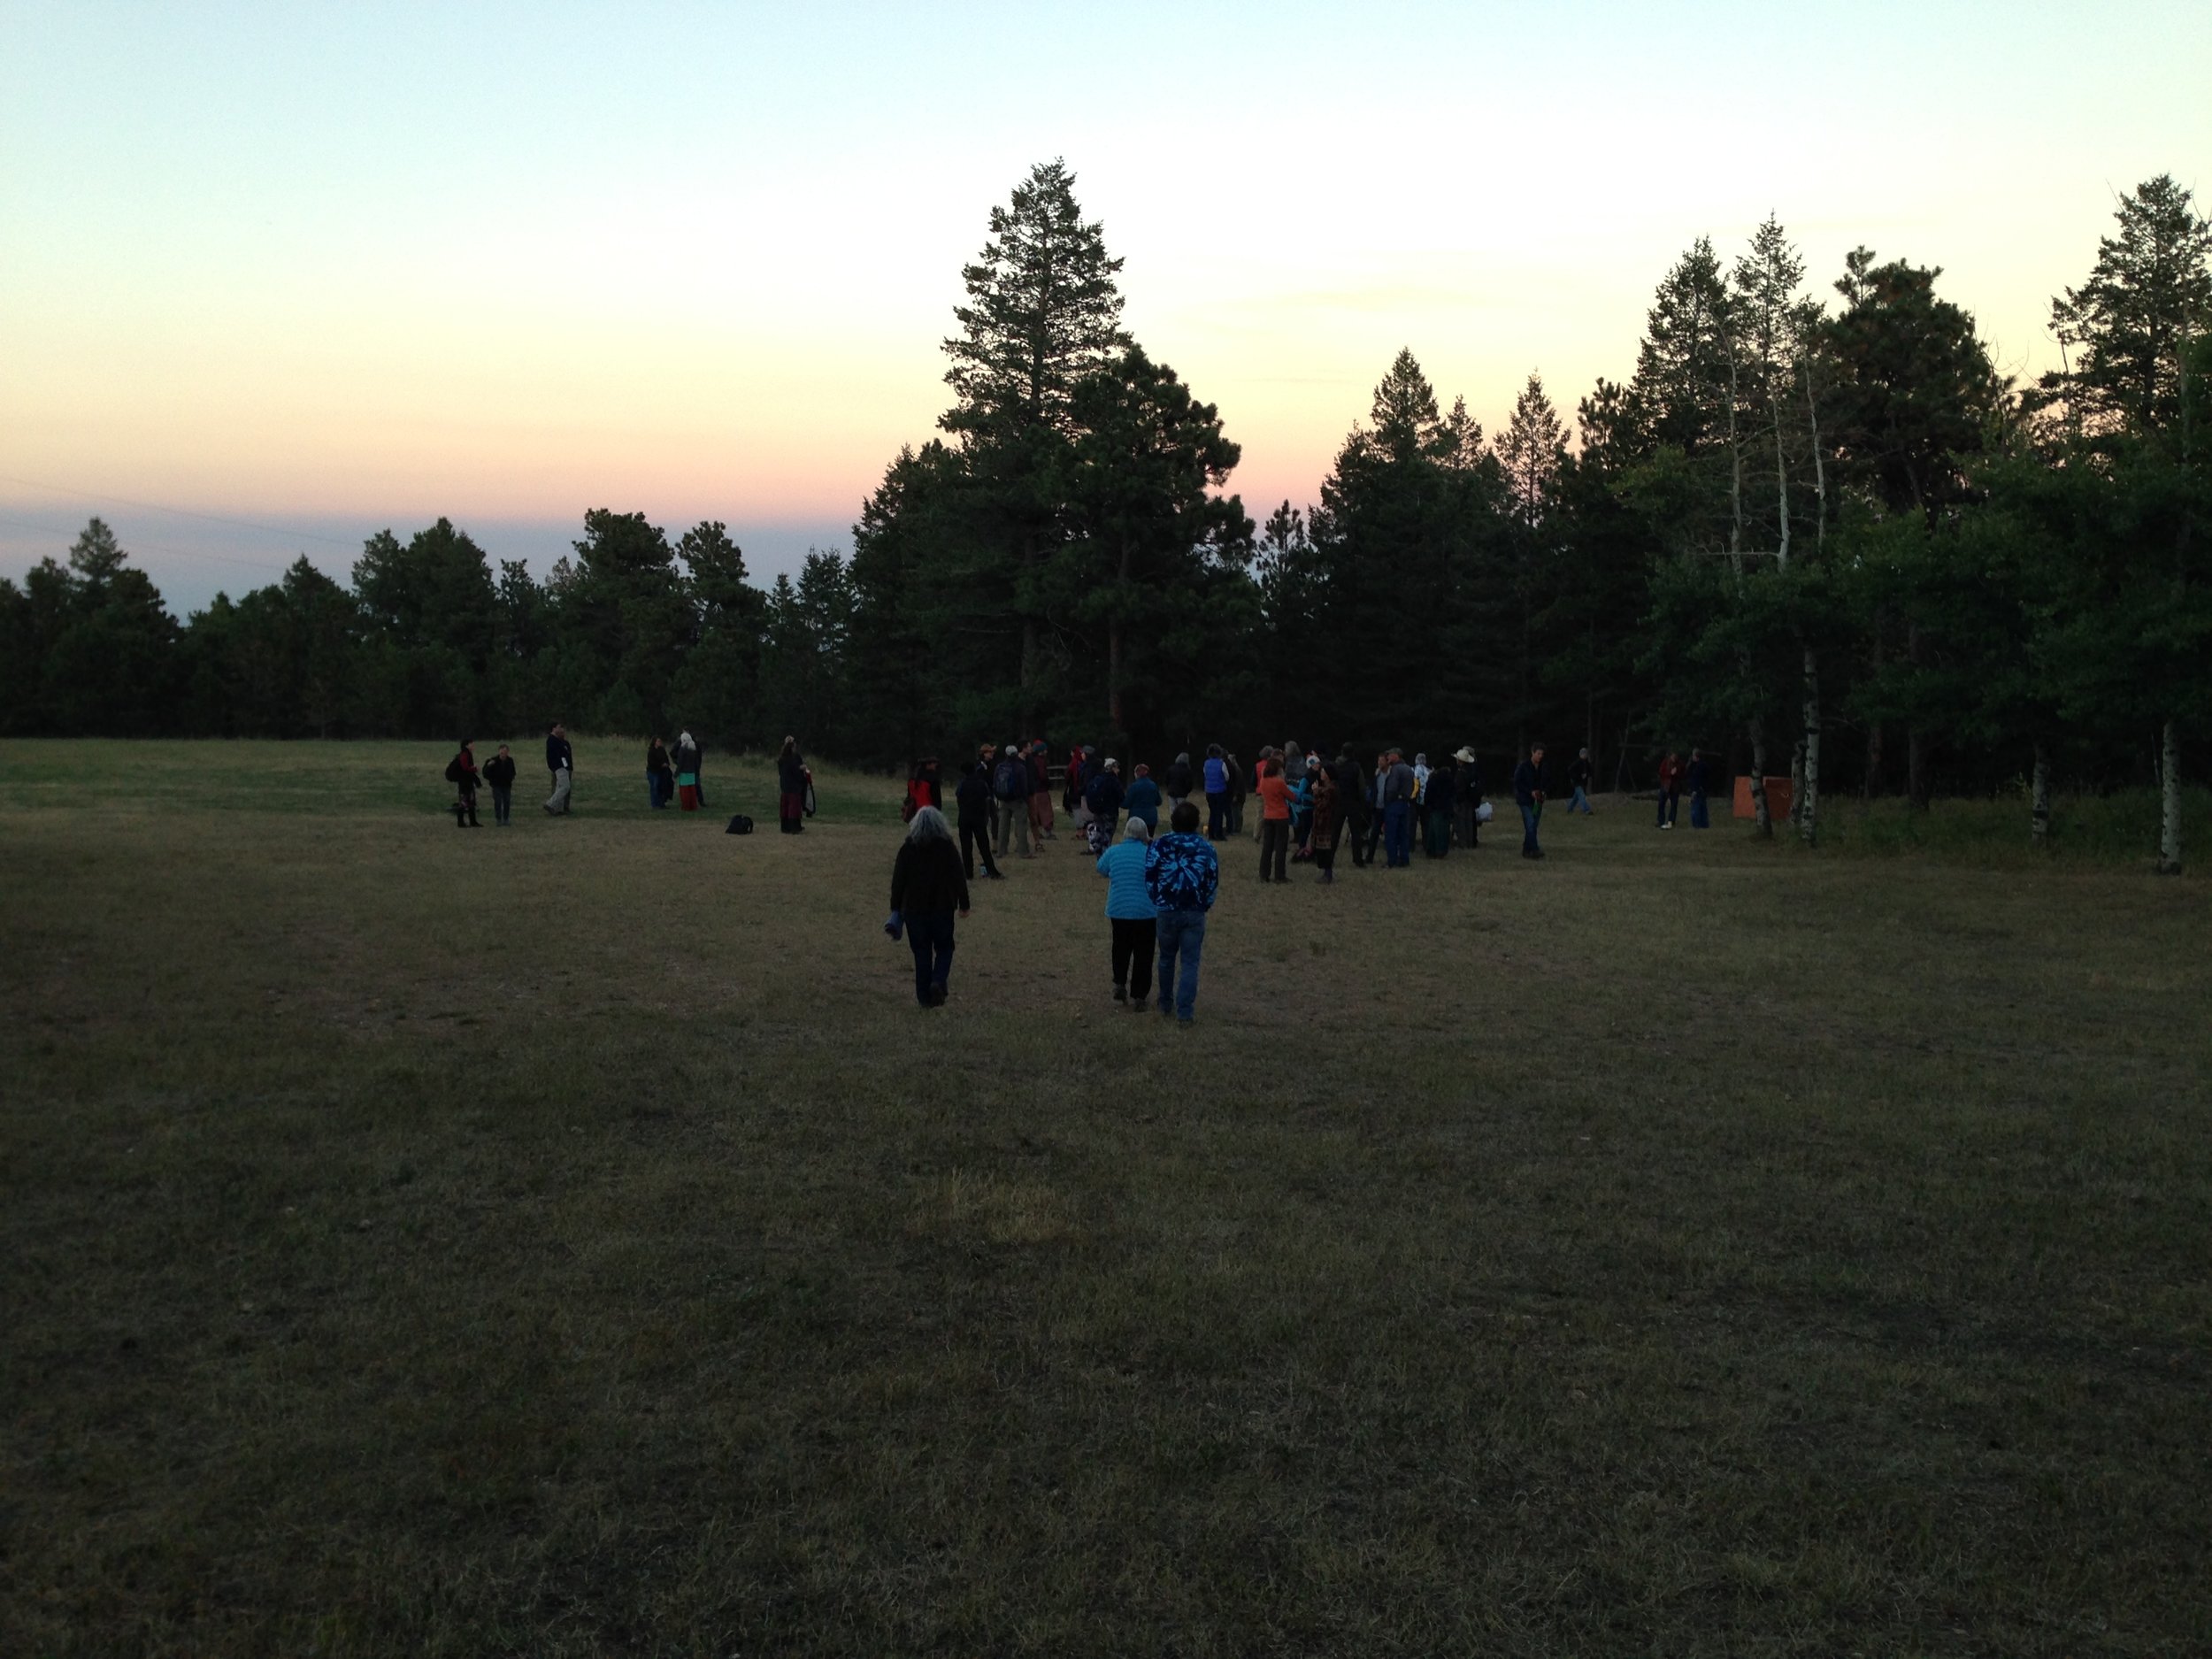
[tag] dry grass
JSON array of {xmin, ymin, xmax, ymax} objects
[{"xmin": 2, "ymin": 739, "xmax": 2208, "ymax": 1655}]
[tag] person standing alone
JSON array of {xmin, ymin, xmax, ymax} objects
[
  {"xmin": 544, "ymin": 723, "xmax": 573, "ymax": 816},
  {"xmin": 1567, "ymin": 747, "xmax": 1595, "ymax": 815},
  {"xmin": 778, "ymin": 737, "xmax": 810, "ymax": 833},
  {"xmin": 1146, "ymin": 802, "xmax": 1219, "ymax": 1024},
  {"xmin": 1514, "ymin": 741, "xmax": 1548, "ymax": 860},
  {"xmin": 1685, "ymin": 748, "xmax": 1712, "ymax": 829}
]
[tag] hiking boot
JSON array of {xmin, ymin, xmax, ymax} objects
[{"xmin": 1112, "ymin": 985, "xmax": 1126, "ymax": 1002}]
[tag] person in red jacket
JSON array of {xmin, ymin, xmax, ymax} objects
[
  {"xmin": 1256, "ymin": 752, "xmax": 1294, "ymax": 883},
  {"xmin": 1655, "ymin": 750, "xmax": 1683, "ymax": 829}
]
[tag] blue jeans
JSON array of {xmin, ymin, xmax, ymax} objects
[
  {"xmin": 1155, "ymin": 909, "xmax": 1208, "ymax": 1019},
  {"xmin": 1519, "ymin": 802, "xmax": 1543, "ymax": 856},
  {"xmin": 1689, "ymin": 790, "xmax": 1709, "ymax": 829},
  {"xmin": 1656, "ymin": 788, "xmax": 1678, "ymax": 826},
  {"xmin": 1570, "ymin": 786, "xmax": 1593, "ymax": 814},
  {"xmin": 1384, "ymin": 799, "xmax": 1412, "ymax": 866},
  {"xmin": 906, "ymin": 911, "xmax": 956, "ymax": 1004}
]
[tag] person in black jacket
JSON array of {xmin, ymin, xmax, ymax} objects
[
  {"xmin": 777, "ymin": 737, "xmax": 809, "ymax": 833},
  {"xmin": 888, "ymin": 806, "xmax": 971, "ymax": 1008},
  {"xmin": 646, "ymin": 736, "xmax": 673, "ymax": 809},
  {"xmin": 1566, "ymin": 746, "xmax": 1595, "ymax": 815},
  {"xmin": 481, "ymin": 744, "xmax": 517, "ymax": 826},
  {"xmin": 1513, "ymin": 742, "xmax": 1547, "ymax": 860},
  {"xmin": 954, "ymin": 761, "xmax": 1004, "ymax": 880},
  {"xmin": 544, "ymin": 723, "xmax": 574, "ymax": 815}
]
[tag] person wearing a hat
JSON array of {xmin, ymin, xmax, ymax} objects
[
  {"xmin": 1084, "ymin": 757, "xmax": 1125, "ymax": 847},
  {"xmin": 992, "ymin": 740, "xmax": 1034, "ymax": 858},
  {"xmin": 1096, "ymin": 817, "xmax": 1156, "ymax": 1009},
  {"xmin": 1452, "ymin": 748, "xmax": 1483, "ymax": 848},
  {"xmin": 1567, "ymin": 746, "xmax": 1595, "ymax": 815}
]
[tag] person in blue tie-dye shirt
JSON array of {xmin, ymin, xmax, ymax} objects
[{"xmin": 1144, "ymin": 801, "xmax": 1220, "ymax": 1024}]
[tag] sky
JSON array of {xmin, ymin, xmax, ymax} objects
[{"xmin": 3, "ymin": 1, "xmax": 2208, "ymax": 613}]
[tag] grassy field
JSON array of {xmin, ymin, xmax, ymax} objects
[{"xmin": 3, "ymin": 739, "xmax": 2208, "ymax": 1656}]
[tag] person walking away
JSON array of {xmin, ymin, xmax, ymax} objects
[
  {"xmin": 1422, "ymin": 760, "xmax": 1455, "ymax": 857},
  {"xmin": 1515, "ymin": 742, "xmax": 1548, "ymax": 859},
  {"xmin": 1027, "ymin": 741, "xmax": 1056, "ymax": 843},
  {"xmin": 1381, "ymin": 748, "xmax": 1417, "ymax": 868},
  {"xmin": 482, "ymin": 743, "xmax": 517, "ymax": 826},
  {"xmin": 1310, "ymin": 763, "xmax": 1340, "ymax": 882},
  {"xmin": 1686, "ymin": 749, "xmax": 1712, "ymax": 829},
  {"xmin": 1097, "ymin": 818, "xmax": 1156, "ymax": 1008},
  {"xmin": 1124, "ymin": 763, "xmax": 1163, "ymax": 835},
  {"xmin": 445, "ymin": 740, "xmax": 481, "ymax": 827},
  {"xmin": 1165, "ymin": 751, "xmax": 1195, "ymax": 813},
  {"xmin": 673, "ymin": 731, "xmax": 703, "ymax": 812},
  {"xmin": 887, "ymin": 806, "xmax": 970, "ymax": 1009},
  {"xmin": 646, "ymin": 736, "xmax": 673, "ymax": 808},
  {"xmin": 1146, "ymin": 802, "xmax": 1219, "ymax": 1024},
  {"xmin": 777, "ymin": 737, "xmax": 810, "ymax": 833},
  {"xmin": 1655, "ymin": 750, "xmax": 1682, "ymax": 829},
  {"xmin": 1201, "ymin": 745, "xmax": 1229, "ymax": 840},
  {"xmin": 1567, "ymin": 747, "xmax": 1595, "ymax": 815},
  {"xmin": 954, "ymin": 759, "xmax": 1004, "ymax": 879},
  {"xmin": 1085, "ymin": 758, "xmax": 1125, "ymax": 849},
  {"xmin": 1256, "ymin": 755, "xmax": 1293, "ymax": 882},
  {"xmin": 992, "ymin": 741, "xmax": 1033, "ymax": 859},
  {"xmin": 1225, "ymin": 751, "xmax": 1247, "ymax": 836},
  {"xmin": 543, "ymin": 723, "xmax": 573, "ymax": 815}
]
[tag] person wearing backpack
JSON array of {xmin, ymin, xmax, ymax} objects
[
  {"xmin": 444, "ymin": 741, "xmax": 480, "ymax": 827},
  {"xmin": 953, "ymin": 760, "xmax": 1002, "ymax": 880},
  {"xmin": 481, "ymin": 744, "xmax": 517, "ymax": 826},
  {"xmin": 993, "ymin": 741, "xmax": 1033, "ymax": 859},
  {"xmin": 1084, "ymin": 758, "xmax": 1125, "ymax": 845}
]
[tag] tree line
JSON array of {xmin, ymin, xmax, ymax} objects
[{"xmin": 4, "ymin": 165, "xmax": 2205, "ymax": 866}]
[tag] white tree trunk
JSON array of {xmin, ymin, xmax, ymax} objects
[
  {"xmin": 1800, "ymin": 646, "xmax": 1821, "ymax": 846},
  {"xmin": 2031, "ymin": 743, "xmax": 2051, "ymax": 847},
  {"xmin": 2158, "ymin": 718, "xmax": 2183, "ymax": 875}
]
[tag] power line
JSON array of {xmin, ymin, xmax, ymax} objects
[{"xmin": 0, "ymin": 472, "xmax": 359, "ymax": 545}]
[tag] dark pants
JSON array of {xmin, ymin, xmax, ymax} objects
[
  {"xmin": 1689, "ymin": 790, "xmax": 1709, "ymax": 829},
  {"xmin": 906, "ymin": 910, "xmax": 956, "ymax": 1004},
  {"xmin": 1657, "ymin": 788, "xmax": 1678, "ymax": 826},
  {"xmin": 959, "ymin": 820, "xmax": 1000, "ymax": 879},
  {"xmin": 453, "ymin": 787, "xmax": 479, "ymax": 826},
  {"xmin": 1260, "ymin": 818, "xmax": 1289, "ymax": 881},
  {"xmin": 1424, "ymin": 808, "xmax": 1451, "ymax": 857},
  {"xmin": 1206, "ymin": 791, "xmax": 1229, "ymax": 840},
  {"xmin": 1110, "ymin": 917, "xmax": 1156, "ymax": 1001},
  {"xmin": 1314, "ymin": 842, "xmax": 1337, "ymax": 879},
  {"xmin": 490, "ymin": 786, "xmax": 511, "ymax": 826},
  {"xmin": 1359, "ymin": 804, "xmax": 1383, "ymax": 864},
  {"xmin": 1520, "ymin": 802, "xmax": 1544, "ymax": 856},
  {"xmin": 1384, "ymin": 799, "xmax": 1412, "ymax": 866}
]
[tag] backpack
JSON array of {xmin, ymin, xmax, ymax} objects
[
  {"xmin": 443, "ymin": 756, "xmax": 465, "ymax": 784},
  {"xmin": 725, "ymin": 814, "xmax": 754, "ymax": 834},
  {"xmin": 995, "ymin": 758, "xmax": 1027, "ymax": 799}
]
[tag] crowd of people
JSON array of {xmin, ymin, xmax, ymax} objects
[{"xmin": 441, "ymin": 727, "xmax": 1716, "ymax": 1019}]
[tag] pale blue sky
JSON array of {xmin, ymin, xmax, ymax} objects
[{"xmin": 4, "ymin": 1, "xmax": 2206, "ymax": 611}]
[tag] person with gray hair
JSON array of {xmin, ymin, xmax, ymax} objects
[
  {"xmin": 887, "ymin": 806, "xmax": 971, "ymax": 1008},
  {"xmin": 1095, "ymin": 816, "xmax": 1156, "ymax": 1009}
]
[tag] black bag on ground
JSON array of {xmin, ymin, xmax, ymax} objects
[{"xmin": 726, "ymin": 814, "xmax": 754, "ymax": 834}]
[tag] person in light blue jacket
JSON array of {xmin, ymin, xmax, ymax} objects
[{"xmin": 1095, "ymin": 818, "xmax": 1156, "ymax": 1009}]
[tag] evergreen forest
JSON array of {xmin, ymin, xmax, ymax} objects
[{"xmin": 4, "ymin": 164, "xmax": 2207, "ymax": 865}]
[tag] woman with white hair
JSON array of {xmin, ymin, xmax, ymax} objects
[
  {"xmin": 1094, "ymin": 816, "xmax": 1156, "ymax": 1009},
  {"xmin": 887, "ymin": 806, "xmax": 970, "ymax": 1009}
]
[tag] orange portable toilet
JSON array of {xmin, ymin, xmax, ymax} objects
[{"xmin": 1732, "ymin": 776, "xmax": 1793, "ymax": 820}]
